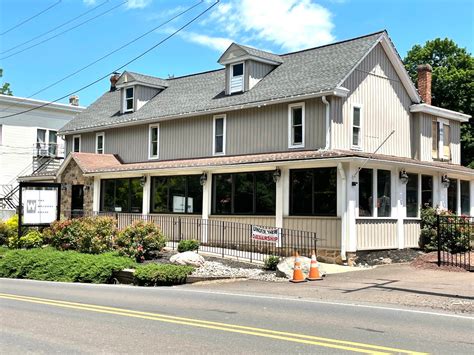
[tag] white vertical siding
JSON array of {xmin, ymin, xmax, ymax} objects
[
  {"xmin": 403, "ymin": 219, "xmax": 421, "ymax": 248},
  {"xmin": 341, "ymin": 44, "xmax": 413, "ymax": 156},
  {"xmin": 356, "ymin": 219, "xmax": 398, "ymax": 250},
  {"xmin": 283, "ymin": 217, "xmax": 341, "ymax": 249},
  {"xmin": 419, "ymin": 113, "xmax": 433, "ymax": 162}
]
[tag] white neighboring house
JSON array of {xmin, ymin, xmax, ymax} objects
[{"xmin": 0, "ymin": 94, "xmax": 85, "ymax": 211}]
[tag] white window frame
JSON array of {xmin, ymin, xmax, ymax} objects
[
  {"xmin": 351, "ymin": 103, "xmax": 363, "ymax": 150},
  {"xmin": 229, "ymin": 62, "xmax": 245, "ymax": 94},
  {"xmin": 356, "ymin": 168, "xmax": 394, "ymax": 219},
  {"xmin": 123, "ymin": 86, "xmax": 135, "ymax": 113},
  {"xmin": 95, "ymin": 132, "xmax": 105, "ymax": 154},
  {"xmin": 148, "ymin": 123, "xmax": 159, "ymax": 160},
  {"xmin": 213, "ymin": 114, "xmax": 226, "ymax": 155},
  {"xmin": 288, "ymin": 102, "xmax": 305, "ymax": 149},
  {"xmin": 72, "ymin": 135, "xmax": 81, "ymax": 153},
  {"xmin": 436, "ymin": 118, "xmax": 450, "ymax": 160}
]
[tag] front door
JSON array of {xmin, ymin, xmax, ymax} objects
[{"xmin": 71, "ymin": 185, "xmax": 84, "ymax": 218}]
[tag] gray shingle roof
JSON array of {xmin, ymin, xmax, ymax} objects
[
  {"xmin": 60, "ymin": 31, "xmax": 384, "ymax": 134},
  {"xmin": 234, "ymin": 43, "xmax": 283, "ymax": 63},
  {"xmin": 121, "ymin": 71, "xmax": 169, "ymax": 88}
]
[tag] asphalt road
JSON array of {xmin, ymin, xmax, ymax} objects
[{"xmin": 0, "ymin": 278, "xmax": 473, "ymax": 354}]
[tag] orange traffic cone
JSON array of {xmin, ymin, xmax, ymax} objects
[
  {"xmin": 307, "ymin": 250, "xmax": 323, "ymax": 281},
  {"xmin": 290, "ymin": 252, "xmax": 307, "ymax": 283}
]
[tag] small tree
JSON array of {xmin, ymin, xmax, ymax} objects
[{"xmin": 0, "ymin": 68, "xmax": 13, "ymax": 95}]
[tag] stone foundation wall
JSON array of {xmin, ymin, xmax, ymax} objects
[
  {"xmin": 317, "ymin": 249, "xmax": 343, "ymax": 265},
  {"xmin": 58, "ymin": 159, "xmax": 94, "ymax": 215}
]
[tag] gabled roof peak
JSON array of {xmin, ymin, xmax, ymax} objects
[
  {"xmin": 116, "ymin": 71, "xmax": 169, "ymax": 89},
  {"xmin": 218, "ymin": 43, "xmax": 282, "ymax": 65}
]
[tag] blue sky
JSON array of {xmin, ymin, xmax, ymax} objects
[{"xmin": 0, "ymin": 0, "xmax": 473, "ymax": 107}]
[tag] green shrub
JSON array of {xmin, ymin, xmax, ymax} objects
[
  {"xmin": 177, "ymin": 239, "xmax": 199, "ymax": 253},
  {"xmin": 0, "ymin": 215, "xmax": 18, "ymax": 246},
  {"xmin": 0, "ymin": 222, "xmax": 9, "ymax": 246},
  {"xmin": 48, "ymin": 216, "xmax": 116, "ymax": 254},
  {"xmin": 20, "ymin": 230, "xmax": 44, "ymax": 249},
  {"xmin": 5, "ymin": 214, "xmax": 18, "ymax": 231},
  {"xmin": 134, "ymin": 263, "xmax": 194, "ymax": 286},
  {"xmin": 116, "ymin": 221, "xmax": 167, "ymax": 262},
  {"xmin": 263, "ymin": 255, "xmax": 280, "ymax": 270},
  {"xmin": 0, "ymin": 248, "xmax": 135, "ymax": 283}
]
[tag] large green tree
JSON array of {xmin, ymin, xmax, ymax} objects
[
  {"xmin": 403, "ymin": 38, "xmax": 473, "ymax": 168},
  {"xmin": 0, "ymin": 68, "xmax": 13, "ymax": 95}
]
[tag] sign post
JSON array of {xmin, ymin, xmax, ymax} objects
[{"xmin": 18, "ymin": 182, "xmax": 61, "ymax": 237}]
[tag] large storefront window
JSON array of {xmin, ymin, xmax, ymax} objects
[
  {"xmin": 290, "ymin": 168, "xmax": 337, "ymax": 216},
  {"xmin": 421, "ymin": 175, "xmax": 433, "ymax": 208},
  {"xmin": 406, "ymin": 173, "xmax": 419, "ymax": 218},
  {"xmin": 100, "ymin": 178, "xmax": 143, "ymax": 213},
  {"xmin": 377, "ymin": 170, "xmax": 391, "ymax": 217},
  {"xmin": 358, "ymin": 169, "xmax": 373, "ymax": 217},
  {"xmin": 460, "ymin": 180, "xmax": 470, "ymax": 215},
  {"xmin": 212, "ymin": 171, "xmax": 275, "ymax": 215},
  {"xmin": 358, "ymin": 169, "xmax": 391, "ymax": 217},
  {"xmin": 447, "ymin": 178, "xmax": 458, "ymax": 213},
  {"xmin": 150, "ymin": 175, "xmax": 202, "ymax": 214}
]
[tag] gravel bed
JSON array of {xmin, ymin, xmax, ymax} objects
[{"xmin": 191, "ymin": 261, "xmax": 288, "ymax": 282}]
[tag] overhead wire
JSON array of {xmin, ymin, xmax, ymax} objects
[
  {"xmin": 0, "ymin": 0, "xmax": 62, "ymax": 36},
  {"xmin": 0, "ymin": 0, "xmax": 204, "ymax": 114},
  {"xmin": 0, "ymin": 0, "xmax": 220, "ymax": 119},
  {"xmin": 1, "ymin": 0, "xmax": 110, "ymax": 55},
  {"xmin": 1, "ymin": 1, "xmax": 128, "ymax": 60}
]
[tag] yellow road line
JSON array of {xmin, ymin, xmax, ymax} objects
[{"xmin": 0, "ymin": 293, "xmax": 426, "ymax": 354}]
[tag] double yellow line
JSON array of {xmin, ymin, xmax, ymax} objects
[{"xmin": 0, "ymin": 292, "xmax": 425, "ymax": 354}]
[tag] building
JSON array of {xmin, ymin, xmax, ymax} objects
[
  {"xmin": 21, "ymin": 31, "xmax": 473, "ymax": 262},
  {"xmin": 0, "ymin": 94, "xmax": 85, "ymax": 210}
]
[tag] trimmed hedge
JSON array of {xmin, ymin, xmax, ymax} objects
[
  {"xmin": 177, "ymin": 239, "xmax": 199, "ymax": 253},
  {"xmin": 0, "ymin": 248, "xmax": 135, "ymax": 283},
  {"xmin": 134, "ymin": 263, "xmax": 194, "ymax": 286}
]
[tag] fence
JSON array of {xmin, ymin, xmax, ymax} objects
[
  {"xmin": 62, "ymin": 211, "xmax": 318, "ymax": 263},
  {"xmin": 437, "ymin": 215, "xmax": 473, "ymax": 271}
]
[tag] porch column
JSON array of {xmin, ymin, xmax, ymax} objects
[
  {"xmin": 395, "ymin": 168, "xmax": 406, "ymax": 249},
  {"xmin": 201, "ymin": 172, "xmax": 212, "ymax": 243},
  {"xmin": 346, "ymin": 163, "xmax": 357, "ymax": 253},
  {"xmin": 93, "ymin": 176, "xmax": 100, "ymax": 212},
  {"xmin": 437, "ymin": 173, "xmax": 448, "ymax": 209},
  {"xmin": 470, "ymin": 180, "xmax": 474, "ymax": 216},
  {"xmin": 275, "ymin": 167, "xmax": 288, "ymax": 229},
  {"xmin": 456, "ymin": 179, "xmax": 461, "ymax": 215},
  {"xmin": 337, "ymin": 163, "xmax": 347, "ymax": 259},
  {"xmin": 141, "ymin": 174, "xmax": 151, "ymax": 214}
]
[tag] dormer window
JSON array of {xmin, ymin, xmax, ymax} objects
[
  {"xmin": 124, "ymin": 87, "xmax": 134, "ymax": 112},
  {"xmin": 230, "ymin": 62, "xmax": 244, "ymax": 94}
]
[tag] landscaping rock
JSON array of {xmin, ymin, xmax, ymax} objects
[
  {"xmin": 170, "ymin": 251, "xmax": 205, "ymax": 267},
  {"xmin": 190, "ymin": 261, "xmax": 287, "ymax": 282},
  {"xmin": 276, "ymin": 256, "xmax": 312, "ymax": 279}
]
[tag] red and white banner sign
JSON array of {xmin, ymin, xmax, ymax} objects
[{"xmin": 251, "ymin": 225, "xmax": 280, "ymax": 244}]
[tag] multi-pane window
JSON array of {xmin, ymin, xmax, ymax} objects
[
  {"xmin": 406, "ymin": 173, "xmax": 419, "ymax": 217},
  {"xmin": 213, "ymin": 115, "xmax": 225, "ymax": 155},
  {"xmin": 460, "ymin": 180, "xmax": 470, "ymax": 215},
  {"xmin": 288, "ymin": 103, "xmax": 304, "ymax": 148},
  {"xmin": 447, "ymin": 178, "xmax": 458, "ymax": 213},
  {"xmin": 230, "ymin": 63, "xmax": 244, "ymax": 93},
  {"xmin": 49, "ymin": 130, "xmax": 57, "ymax": 155},
  {"xmin": 96, "ymin": 133, "xmax": 104, "ymax": 154},
  {"xmin": 421, "ymin": 175, "xmax": 433, "ymax": 207},
  {"xmin": 290, "ymin": 168, "xmax": 337, "ymax": 216},
  {"xmin": 358, "ymin": 169, "xmax": 391, "ymax": 217},
  {"xmin": 149, "ymin": 124, "xmax": 159, "ymax": 159},
  {"xmin": 100, "ymin": 178, "xmax": 143, "ymax": 213},
  {"xmin": 73, "ymin": 135, "xmax": 81, "ymax": 153},
  {"xmin": 124, "ymin": 87, "xmax": 134, "ymax": 112},
  {"xmin": 212, "ymin": 171, "xmax": 275, "ymax": 215},
  {"xmin": 36, "ymin": 129, "xmax": 46, "ymax": 150},
  {"xmin": 432, "ymin": 119, "xmax": 450, "ymax": 160},
  {"xmin": 352, "ymin": 106, "xmax": 362, "ymax": 148},
  {"xmin": 150, "ymin": 175, "xmax": 202, "ymax": 214}
]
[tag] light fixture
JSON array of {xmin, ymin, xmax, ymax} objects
[
  {"xmin": 200, "ymin": 172, "xmax": 208, "ymax": 186},
  {"xmin": 140, "ymin": 176, "xmax": 147, "ymax": 187},
  {"xmin": 441, "ymin": 175, "xmax": 450, "ymax": 188},
  {"xmin": 84, "ymin": 185, "xmax": 91, "ymax": 192},
  {"xmin": 61, "ymin": 183, "xmax": 68, "ymax": 191},
  {"xmin": 273, "ymin": 168, "xmax": 281, "ymax": 183},
  {"xmin": 399, "ymin": 169, "xmax": 409, "ymax": 184}
]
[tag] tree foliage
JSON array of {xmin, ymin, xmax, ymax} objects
[
  {"xmin": 0, "ymin": 68, "xmax": 13, "ymax": 95},
  {"xmin": 403, "ymin": 38, "xmax": 474, "ymax": 167}
]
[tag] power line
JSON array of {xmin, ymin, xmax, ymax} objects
[
  {"xmin": 0, "ymin": 0, "xmax": 62, "ymax": 36},
  {"xmin": 0, "ymin": 0, "xmax": 203, "ymax": 114},
  {"xmin": 1, "ymin": 1, "xmax": 128, "ymax": 60},
  {"xmin": 0, "ymin": 0, "xmax": 220, "ymax": 120},
  {"xmin": 1, "ymin": 0, "xmax": 110, "ymax": 55}
]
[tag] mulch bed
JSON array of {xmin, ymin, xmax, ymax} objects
[{"xmin": 411, "ymin": 251, "xmax": 473, "ymax": 272}]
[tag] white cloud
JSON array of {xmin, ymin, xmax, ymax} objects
[
  {"xmin": 83, "ymin": 0, "xmax": 97, "ymax": 5},
  {"xmin": 182, "ymin": 32, "xmax": 233, "ymax": 52},
  {"xmin": 83, "ymin": 0, "xmax": 152, "ymax": 9},
  {"xmin": 188, "ymin": 0, "xmax": 335, "ymax": 52}
]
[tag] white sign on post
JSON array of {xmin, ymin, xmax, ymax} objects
[{"xmin": 22, "ymin": 189, "xmax": 58, "ymax": 225}]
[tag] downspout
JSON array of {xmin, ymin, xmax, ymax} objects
[{"xmin": 322, "ymin": 96, "xmax": 330, "ymax": 150}]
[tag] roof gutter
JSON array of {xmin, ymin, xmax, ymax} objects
[
  {"xmin": 410, "ymin": 103, "xmax": 471, "ymax": 122},
  {"xmin": 59, "ymin": 88, "xmax": 350, "ymax": 135}
]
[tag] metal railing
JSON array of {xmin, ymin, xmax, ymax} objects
[
  {"xmin": 437, "ymin": 215, "xmax": 473, "ymax": 271},
  {"xmin": 61, "ymin": 211, "xmax": 318, "ymax": 263},
  {"xmin": 33, "ymin": 143, "xmax": 64, "ymax": 158}
]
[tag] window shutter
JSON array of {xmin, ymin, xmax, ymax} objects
[
  {"xmin": 431, "ymin": 120, "xmax": 438, "ymax": 158},
  {"xmin": 443, "ymin": 124, "xmax": 450, "ymax": 159}
]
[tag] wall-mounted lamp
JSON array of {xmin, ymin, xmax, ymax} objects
[
  {"xmin": 399, "ymin": 169, "xmax": 409, "ymax": 184},
  {"xmin": 140, "ymin": 176, "xmax": 147, "ymax": 187},
  {"xmin": 273, "ymin": 168, "xmax": 281, "ymax": 183},
  {"xmin": 200, "ymin": 172, "xmax": 208, "ymax": 186},
  {"xmin": 441, "ymin": 175, "xmax": 450, "ymax": 188},
  {"xmin": 61, "ymin": 183, "xmax": 68, "ymax": 191}
]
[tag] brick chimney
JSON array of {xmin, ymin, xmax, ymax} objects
[
  {"xmin": 69, "ymin": 95, "xmax": 79, "ymax": 106},
  {"xmin": 110, "ymin": 72, "xmax": 120, "ymax": 92},
  {"xmin": 417, "ymin": 64, "xmax": 432, "ymax": 105}
]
